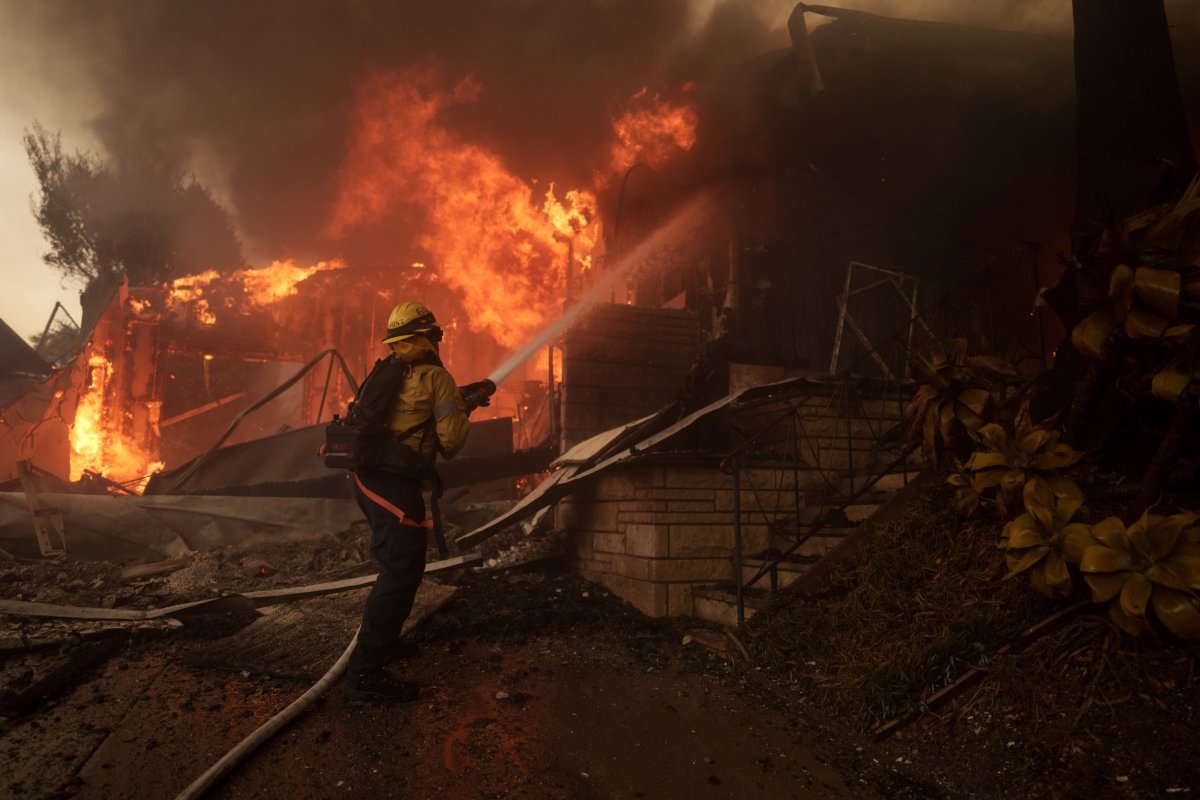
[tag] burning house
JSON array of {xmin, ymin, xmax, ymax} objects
[
  {"xmin": 0, "ymin": 6, "xmax": 1122, "ymax": 614},
  {"xmin": 3, "ymin": 1, "xmax": 1197, "ymax": 614}
]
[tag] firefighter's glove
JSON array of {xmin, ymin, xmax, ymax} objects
[{"xmin": 459, "ymin": 379, "xmax": 497, "ymax": 413}]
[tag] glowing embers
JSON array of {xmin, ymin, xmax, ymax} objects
[{"xmin": 69, "ymin": 354, "xmax": 164, "ymax": 490}]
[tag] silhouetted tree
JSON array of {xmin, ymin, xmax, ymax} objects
[{"xmin": 22, "ymin": 122, "xmax": 244, "ymax": 287}]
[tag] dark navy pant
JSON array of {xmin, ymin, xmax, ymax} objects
[{"xmin": 346, "ymin": 468, "xmax": 428, "ymax": 681}]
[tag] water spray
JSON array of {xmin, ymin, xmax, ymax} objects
[{"xmin": 483, "ymin": 193, "xmax": 711, "ymax": 390}]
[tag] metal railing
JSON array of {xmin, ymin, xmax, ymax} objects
[{"xmin": 717, "ymin": 246, "xmax": 1038, "ymax": 627}]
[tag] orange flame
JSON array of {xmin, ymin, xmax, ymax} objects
[
  {"xmin": 609, "ymin": 86, "xmax": 698, "ymax": 174},
  {"xmin": 166, "ymin": 259, "xmax": 346, "ymax": 323},
  {"xmin": 327, "ymin": 67, "xmax": 598, "ymax": 349},
  {"xmin": 240, "ymin": 259, "xmax": 347, "ymax": 305},
  {"xmin": 70, "ymin": 354, "xmax": 164, "ymax": 489}
]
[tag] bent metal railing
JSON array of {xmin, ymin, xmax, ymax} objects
[{"xmin": 716, "ymin": 246, "xmax": 1039, "ymax": 628}]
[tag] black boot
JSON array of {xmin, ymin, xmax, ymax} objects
[
  {"xmin": 386, "ymin": 639, "xmax": 420, "ymax": 662},
  {"xmin": 344, "ymin": 669, "xmax": 420, "ymax": 706}
]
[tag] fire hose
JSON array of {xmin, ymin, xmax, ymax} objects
[{"xmin": 173, "ymin": 629, "xmax": 359, "ymax": 800}]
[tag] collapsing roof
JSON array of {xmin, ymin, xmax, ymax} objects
[{"xmin": 0, "ymin": 319, "xmax": 53, "ymax": 380}]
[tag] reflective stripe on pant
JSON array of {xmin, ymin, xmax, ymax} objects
[{"xmin": 346, "ymin": 468, "xmax": 428, "ymax": 680}]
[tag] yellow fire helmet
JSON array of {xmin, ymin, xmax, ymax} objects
[{"xmin": 382, "ymin": 300, "xmax": 443, "ymax": 344}]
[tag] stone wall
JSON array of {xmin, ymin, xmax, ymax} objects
[
  {"xmin": 560, "ymin": 305, "xmax": 699, "ymax": 450},
  {"xmin": 557, "ymin": 458, "xmax": 851, "ymax": 618}
]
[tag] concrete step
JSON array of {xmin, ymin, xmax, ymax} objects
[
  {"xmin": 844, "ymin": 503, "xmax": 883, "ymax": 523},
  {"xmin": 691, "ymin": 585, "xmax": 770, "ymax": 627},
  {"xmin": 740, "ymin": 556, "xmax": 817, "ymax": 589}
]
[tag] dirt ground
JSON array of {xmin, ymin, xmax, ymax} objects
[
  {"xmin": 8, "ymin": 484, "xmax": 1195, "ymax": 800},
  {"xmin": 2, "ymin": 561, "xmax": 875, "ymax": 800}
]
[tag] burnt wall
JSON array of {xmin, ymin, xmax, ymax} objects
[{"xmin": 560, "ymin": 305, "xmax": 699, "ymax": 449}]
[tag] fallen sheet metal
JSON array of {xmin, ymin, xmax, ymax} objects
[
  {"xmin": 455, "ymin": 377, "xmax": 833, "ymax": 549},
  {"xmin": 454, "ymin": 412, "xmax": 668, "ymax": 547},
  {"xmin": 0, "ymin": 552, "xmax": 481, "ymax": 621},
  {"xmin": 0, "ymin": 492, "xmax": 367, "ymax": 558},
  {"xmin": 0, "ymin": 492, "xmax": 190, "ymax": 561},
  {"xmin": 132, "ymin": 495, "xmax": 362, "ymax": 550}
]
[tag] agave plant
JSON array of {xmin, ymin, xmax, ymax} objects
[
  {"xmin": 954, "ymin": 410, "xmax": 1083, "ymax": 518},
  {"xmin": 1000, "ymin": 476, "xmax": 1090, "ymax": 598},
  {"xmin": 1076, "ymin": 510, "xmax": 1200, "ymax": 639},
  {"xmin": 1070, "ymin": 262, "xmax": 1197, "ymax": 362},
  {"xmin": 905, "ymin": 338, "xmax": 1014, "ymax": 467},
  {"xmin": 1041, "ymin": 176, "xmax": 1200, "ymax": 452}
]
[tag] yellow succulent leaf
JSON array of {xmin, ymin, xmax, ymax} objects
[
  {"xmin": 1000, "ymin": 470, "xmax": 1027, "ymax": 494},
  {"xmin": 1151, "ymin": 588, "xmax": 1200, "ymax": 640},
  {"xmin": 972, "ymin": 469, "xmax": 1006, "ymax": 492},
  {"xmin": 1108, "ymin": 264, "xmax": 1135, "ymax": 319},
  {"xmin": 1071, "ymin": 309, "xmax": 1117, "ymax": 361},
  {"xmin": 1163, "ymin": 323, "xmax": 1194, "ymax": 343},
  {"xmin": 1085, "ymin": 571, "xmax": 1128, "ymax": 603},
  {"xmin": 938, "ymin": 401, "xmax": 957, "ymax": 447},
  {"xmin": 1147, "ymin": 514, "xmax": 1194, "ymax": 560},
  {"xmin": 1029, "ymin": 565, "xmax": 1054, "ymax": 598},
  {"xmin": 954, "ymin": 487, "xmax": 980, "ymax": 516},
  {"xmin": 1090, "ymin": 517, "xmax": 1130, "ymax": 552},
  {"xmin": 1048, "ymin": 477, "xmax": 1084, "ymax": 523},
  {"xmin": 1161, "ymin": 554, "xmax": 1200, "ymax": 589},
  {"xmin": 1063, "ymin": 523, "xmax": 1100, "ymax": 564},
  {"xmin": 1145, "ymin": 562, "xmax": 1190, "ymax": 591},
  {"xmin": 975, "ymin": 423, "xmax": 1009, "ymax": 452},
  {"xmin": 1018, "ymin": 428, "xmax": 1051, "ymax": 455},
  {"xmin": 1080, "ymin": 545, "xmax": 1133, "ymax": 574},
  {"xmin": 1023, "ymin": 477, "xmax": 1055, "ymax": 531},
  {"xmin": 1133, "ymin": 266, "xmax": 1181, "ymax": 320},
  {"xmin": 1005, "ymin": 524, "xmax": 1048, "ymax": 550},
  {"xmin": 1126, "ymin": 513, "xmax": 1156, "ymax": 558},
  {"xmin": 1123, "ymin": 308, "xmax": 1169, "ymax": 340},
  {"xmin": 967, "ymin": 452, "xmax": 1010, "ymax": 470},
  {"xmin": 1109, "ymin": 599, "xmax": 1147, "ymax": 637},
  {"xmin": 957, "ymin": 387, "xmax": 992, "ymax": 417},
  {"xmin": 1120, "ymin": 573, "xmax": 1152, "ymax": 618},
  {"xmin": 1043, "ymin": 553, "xmax": 1072, "ymax": 595},
  {"xmin": 1152, "ymin": 370, "xmax": 1193, "ymax": 403},
  {"xmin": 1005, "ymin": 547, "xmax": 1047, "ymax": 579},
  {"xmin": 1032, "ymin": 444, "xmax": 1082, "ymax": 470},
  {"xmin": 1123, "ymin": 205, "xmax": 1167, "ymax": 239},
  {"xmin": 956, "ymin": 400, "xmax": 984, "ymax": 433}
]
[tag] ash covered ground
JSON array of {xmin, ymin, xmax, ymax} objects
[{"xmin": 0, "ymin": 517, "xmax": 869, "ymax": 800}]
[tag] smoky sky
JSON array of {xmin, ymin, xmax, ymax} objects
[
  {"xmin": 7, "ymin": 0, "xmax": 1199, "ymax": 266},
  {"xmin": 6, "ymin": 0, "xmax": 797, "ymax": 262}
]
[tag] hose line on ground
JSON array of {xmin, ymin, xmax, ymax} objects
[{"xmin": 173, "ymin": 629, "xmax": 359, "ymax": 800}]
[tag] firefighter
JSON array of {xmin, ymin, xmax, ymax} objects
[{"xmin": 344, "ymin": 300, "xmax": 470, "ymax": 705}]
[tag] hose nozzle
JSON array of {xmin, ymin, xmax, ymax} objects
[{"xmin": 460, "ymin": 379, "xmax": 497, "ymax": 413}]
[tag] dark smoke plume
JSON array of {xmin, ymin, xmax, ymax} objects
[
  {"xmin": 8, "ymin": 0, "xmax": 1198, "ymax": 268},
  {"xmin": 7, "ymin": 0, "xmax": 792, "ymax": 263}
]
